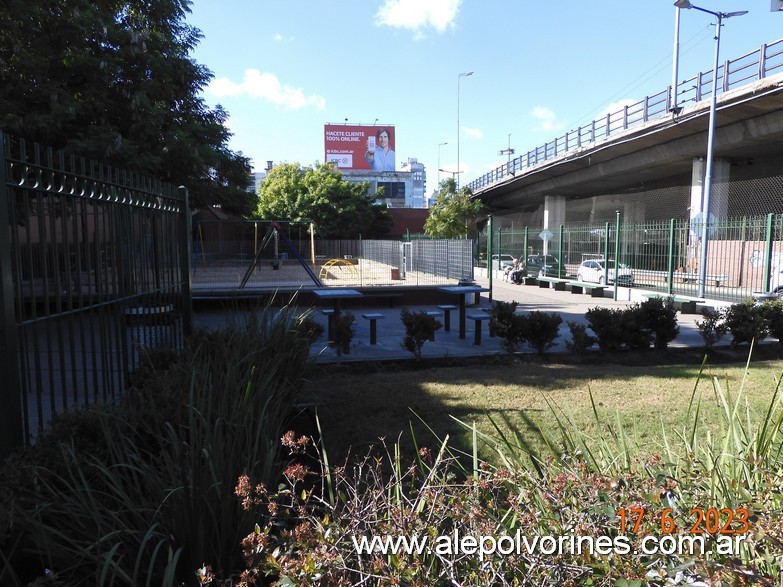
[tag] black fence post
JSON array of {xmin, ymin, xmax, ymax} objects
[
  {"xmin": 178, "ymin": 186, "xmax": 193, "ymax": 337},
  {"xmin": 0, "ymin": 131, "xmax": 24, "ymax": 460}
]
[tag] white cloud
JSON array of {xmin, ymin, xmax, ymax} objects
[
  {"xmin": 273, "ymin": 33, "xmax": 295, "ymax": 42},
  {"xmin": 530, "ymin": 107, "xmax": 565, "ymax": 133},
  {"xmin": 462, "ymin": 126, "xmax": 483, "ymax": 140},
  {"xmin": 207, "ymin": 69, "xmax": 326, "ymax": 110},
  {"xmin": 597, "ymin": 99, "xmax": 637, "ymax": 119},
  {"xmin": 375, "ymin": 0, "xmax": 461, "ymax": 34}
]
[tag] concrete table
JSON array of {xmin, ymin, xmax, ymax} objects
[{"xmin": 437, "ymin": 285, "xmax": 490, "ymax": 339}]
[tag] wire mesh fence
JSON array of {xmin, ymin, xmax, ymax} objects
[{"xmin": 190, "ymin": 221, "xmax": 475, "ymax": 294}]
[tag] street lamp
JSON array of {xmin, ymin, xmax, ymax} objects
[
  {"xmin": 457, "ymin": 71, "xmax": 473, "ymax": 188},
  {"xmin": 498, "ymin": 133, "xmax": 515, "ymax": 175},
  {"xmin": 439, "ymin": 169, "xmax": 463, "ymax": 181},
  {"xmin": 438, "ymin": 141, "xmax": 448, "ymax": 186},
  {"xmin": 674, "ymin": 0, "xmax": 747, "ymax": 298}
]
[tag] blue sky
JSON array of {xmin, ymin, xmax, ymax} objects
[{"xmin": 187, "ymin": 1, "xmax": 782, "ymax": 190}]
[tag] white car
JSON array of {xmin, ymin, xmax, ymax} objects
[
  {"xmin": 491, "ymin": 254, "xmax": 516, "ymax": 270},
  {"xmin": 577, "ymin": 259, "xmax": 635, "ymax": 286}
]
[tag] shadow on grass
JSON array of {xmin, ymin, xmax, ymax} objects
[{"xmin": 303, "ymin": 345, "xmax": 783, "ymax": 472}]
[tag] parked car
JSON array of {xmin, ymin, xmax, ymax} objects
[
  {"xmin": 491, "ymin": 254, "xmax": 516, "ymax": 270},
  {"xmin": 525, "ymin": 254, "xmax": 560, "ymax": 277},
  {"xmin": 577, "ymin": 259, "xmax": 635, "ymax": 286}
]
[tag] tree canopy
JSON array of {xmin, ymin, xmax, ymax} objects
[
  {"xmin": 256, "ymin": 162, "xmax": 392, "ymax": 239},
  {"xmin": 424, "ymin": 177, "xmax": 484, "ymax": 238},
  {"xmin": 0, "ymin": 0, "xmax": 254, "ymax": 214}
]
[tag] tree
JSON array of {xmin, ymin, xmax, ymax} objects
[
  {"xmin": 424, "ymin": 177, "xmax": 484, "ymax": 238},
  {"xmin": 0, "ymin": 0, "xmax": 254, "ymax": 215},
  {"xmin": 256, "ymin": 162, "xmax": 392, "ymax": 239}
]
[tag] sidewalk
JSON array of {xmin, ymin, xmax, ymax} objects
[
  {"xmin": 309, "ymin": 278, "xmax": 721, "ymax": 363},
  {"xmin": 193, "ymin": 278, "xmax": 728, "ymax": 364}
]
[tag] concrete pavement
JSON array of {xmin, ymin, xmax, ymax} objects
[{"xmin": 193, "ymin": 278, "xmax": 736, "ymax": 364}]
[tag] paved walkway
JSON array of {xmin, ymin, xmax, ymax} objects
[{"xmin": 193, "ymin": 277, "xmax": 734, "ymax": 364}]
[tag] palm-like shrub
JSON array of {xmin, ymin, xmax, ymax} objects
[{"xmin": 1, "ymin": 306, "xmax": 316, "ymax": 585}]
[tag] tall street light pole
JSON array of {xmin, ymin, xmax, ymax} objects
[
  {"xmin": 674, "ymin": 1, "xmax": 747, "ymax": 298},
  {"xmin": 671, "ymin": 5, "xmax": 681, "ymax": 112},
  {"xmin": 438, "ymin": 141, "xmax": 448, "ymax": 186},
  {"xmin": 457, "ymin": 71, "xmax": 473, "ymax": 189},
  {"xmin": 498, "ymin": 133, "xmax": 515, "ymax": 174}
]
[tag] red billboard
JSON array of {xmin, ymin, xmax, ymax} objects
[{"xmin": 324, "ymin": 124, "xmax": 396, "ymax": 171}]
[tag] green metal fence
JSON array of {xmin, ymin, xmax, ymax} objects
[
  {"xmin": 480, "ymin": 213, "xmax": 783, "ymax": 302},
  {"xmin": 0, "ymin": 133, "xmax": 192, "ymax": 456}
]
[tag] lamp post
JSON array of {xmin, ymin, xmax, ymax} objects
[
  {"xmin": 457, "ymin": 71, "xmax": 473, "ymax": 188},
  {"xmin": 439, "ymin": 169, "xmax": 463, "ymax": 181},
  {"xmin": 671, "ymin": 5, "xmax": 681, "ymax": 112},
  {"xmin": 438, "ymin": 142, "xmax": 448, "ymax": 186},
  {"xmin": 673, "ymin": 0, "xmax": 747, "ymax": 298},
  {"xmin": 498, "ymin": 133, "xmax": 515, "ymax": 175}
]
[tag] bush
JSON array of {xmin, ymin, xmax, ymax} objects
[
  {"xmin": 565, "ymin": 320, "xmax": 597, "ymax": 353},
  {"xmin": 331, "ymin": 311, "xmax": 356, "ymax": 355},
  {"xmin": 585, "ymin": 307, "xmax": 627, "ymax": 352},
  {"xmin": 639, "ymin": 296, "xmax": 679, "ymax": 350},
  {"xmin": 760, "ymin": 298, "xmax": 783, "ymax": 348},
  {"xmin": 1, "ymin": 305, "xmax": 315, "ymax": 585},
  {"xmin": 487, "ymin": 300, "xmax": 526, "ymax": 353},
  {"xmin": 520, "ymin": 310, "xmax": 562, "ymax": 355},
  {"xmin": 400, "ymin": 308, "xmax": 442, "ymax": 360},
  {"xmin": 725, "ymin": 299, "xmax": 768, "ymax": 346},
  {"xmin": 696, "ymin": 306, "xmax": 728, "ymax": 349}
]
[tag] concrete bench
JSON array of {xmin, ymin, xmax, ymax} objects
[
  {"xmin": 421, "ymin": 310, "xmax": 443, "ymax": 340},
  {"xmin": 567, "ymin": 281, "xmax": 607, "ymax": 298},
  {"xmin": 641, "ymin": 293, "xmax": 705, "ymax": 314},
  {"xmin": 674, "ymin": 273, "xmax": 729, "ymax": 287},
  {"xmin": 361, "ymin": 312, "xmax": 385, "ymax": 345},
  {"xmin": 467, "ymin": 313, "xmax": 491, "ymax": 345},
  {"xmin": 321, "ymin": 309, "xmax": 335, "ymax": 339},
  {"xmin": 522, "ymin": 276, "xmax": 539, "ymax": 286},
  {"xmin": 537, "ymin": 277, "xmax": 570, "ymax": 291},
  {"xmin": 437, "ymin": 304, "xmax": 458, "ymax": 332}
]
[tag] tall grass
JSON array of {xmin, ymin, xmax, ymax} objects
[
  {"xmin": 234, "ymin": 347, "xmax": 783, "ymax": 585},
  {"xmin": 1, "ymin": 303, "xmax": 316, "ymax": 585}
]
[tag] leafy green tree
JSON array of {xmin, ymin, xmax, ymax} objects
[
  {"xmin": 424, "ymin": 177, "xmax": 484, "ymax": 238},
  {"xmin": 0, "ymin": 0, "xmax": 254, "ymax": 215},
  {"xmin": 256, "ymin": 162, "xmax": 392, "ymax": 238}
]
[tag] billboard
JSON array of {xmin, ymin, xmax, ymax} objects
[{"xmin": 324, "ymin": 124, "xmax": 396, "ymax": 172}]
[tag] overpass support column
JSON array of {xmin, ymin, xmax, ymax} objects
[
  {"xmin": 688, "ymin": 156, "xmax": 730, "ymax": 229},
  {"xmin": 543, "ymin": 195, "xmax": 566, "ymax": 257},
  {"xmin": 687, "ymin": 156, "xmax": 730, "ymax": 270}
]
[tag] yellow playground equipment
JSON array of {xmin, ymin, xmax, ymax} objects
[{"xmin": 318, "ymin": 258, "xmax": 359, "ymax": 282}]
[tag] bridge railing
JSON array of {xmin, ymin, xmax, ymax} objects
[{"xmin": 468, "ymin": 38, "xmax": 783, "ymax": 193}]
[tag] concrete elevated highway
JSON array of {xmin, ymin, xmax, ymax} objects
[{"xmin": 469, "ymin": 39, "xmax": 783, "ymax": 226}]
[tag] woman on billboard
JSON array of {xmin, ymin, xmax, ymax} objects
[{"xmin": 365, "ymin": 128, "xmax": 395, "ymax": 171}]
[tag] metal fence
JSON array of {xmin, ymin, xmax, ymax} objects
[
  {"xmin": 190, "ymin": 221, "xmax": 474, "ymax": 294},
  {"xmin": 481, "ymin": 213, "xmax": 783, "ymax": 303},
  {"xmin": 468, "ymin": 38, "xmax": 783, "ymax": 192},
  {"xmin": 0, "ymin": 133, "xmax": 191, "ymax": 454}
]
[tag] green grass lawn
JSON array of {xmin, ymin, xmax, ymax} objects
[{"xmin": 304, "ymin": 349, "xmax": 783, "ymax": 467}]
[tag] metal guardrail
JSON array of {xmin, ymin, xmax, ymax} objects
[{"xmin": 468, "ymin": 38, "xmax": 783, "ymax": 193}]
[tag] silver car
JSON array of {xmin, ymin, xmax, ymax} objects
[{"xmin": 577, "ymin": 259, "xmax": 634, "ymax": 286}]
